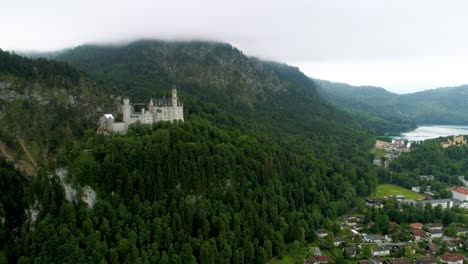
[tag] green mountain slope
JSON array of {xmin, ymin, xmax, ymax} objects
[
  {"xmin": 56, "ymin": 41, "xmax": 367, "ymax": 139},
  {"xmin": 315, "ymin": 78, "xmax": 468, "ymax": 131},
  {"xmin": 0, "ymin": 49, "xmax": 117, "ymax": 175},
  {"xmin": 1, "ymin": 41, "xmax": 381, "ymax": 263},
  {"xmin": 314, "ymin": 79, "xmax": 416, "ymax": 133},
  {"xmin": 398, "ymin": 85, "xmax": 468, "ymax": 124}
]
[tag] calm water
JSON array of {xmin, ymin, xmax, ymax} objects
[{"xmin": 400, "ymin": 125, "xmax": 468, "ymax": 141}]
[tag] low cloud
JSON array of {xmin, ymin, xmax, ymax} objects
[{"xmin": 2, "ymin": 0, "xmax": 468, "ymax": 92}]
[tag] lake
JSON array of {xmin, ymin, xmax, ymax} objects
[{"xmin": 400, "ymin": 125, "xmax": 468, "ymax": 141}]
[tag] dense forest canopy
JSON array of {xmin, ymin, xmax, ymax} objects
[
  {"xmin": 0, "ymin": 41, "xmax": 389, "ymax": 263},
  {"xmin": 0, "ymin": 49, "xmax": 80, "ymax": 87},
  {"xmin": 1, "ymin": 117, "xmax": 379, "ymax": 263},
  {"xmin": 390, "ymin": 139, "xmax": 468, "ymax": 187}
]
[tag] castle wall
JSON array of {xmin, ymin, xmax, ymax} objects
[
  {"xmin": 112, "ymin": 122, "xmax": 127, "ymax": 133},
  {"xmin": 144, "ymin": 112, "xmax": 153, "ymax": 124},
  {"xmin": 102, "ymin": 90, "xmax": 184, "ymax": 134}
]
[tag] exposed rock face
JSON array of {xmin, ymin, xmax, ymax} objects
[
  {"xmin": 57, "ymin": 41, "xmax": 293, "ymax": 107},
  {"xmin": 56, "ymin": 168, "xmax": 77, "ymax": 203},
  {"xmin": 26, "ymin": 200, "xmax": 40, "ymax": 230},
  {"xmin": 0, "ymin": 81, "xmax": 25, "ymax": 102},
  {"xmin": 55, "ymin": 168, "xmax": 97, "ymax": 208},
  {"xmin": 0, "ymin": 74, "xmax": 118, "ymax": 175},
  {"xmin": 81, "ymin": 186, "xmax": 97, "ymax": 209}
]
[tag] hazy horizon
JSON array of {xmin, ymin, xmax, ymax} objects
[{"xmin": 3, "ymin": 0, "xmax": 468, "ymax": 93}]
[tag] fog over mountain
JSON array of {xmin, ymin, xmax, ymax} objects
[{"xmin": 3, "ymin": 0, "xmax": 468, "ymax": 92}]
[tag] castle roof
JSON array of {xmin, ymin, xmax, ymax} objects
[{"xmin": 151, "ymin": 97, "xmax": 183, "ymax": 107}]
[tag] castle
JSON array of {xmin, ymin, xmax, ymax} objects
[
  {"xmin": 99, "ymin": 87, "xmax": 184, "ymax": 133},
  {"xmin": 441, "ymin": 135, "xmax": 466, "ymax": 148}
]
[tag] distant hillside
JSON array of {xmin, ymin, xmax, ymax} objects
[
  {"xmin": 314, "ymin": 79, "xmax": 415, "ymax": 133},
  {"xmin": 398, "ymin": 85, "xmax": 468, "ymax": 124},
  {"xmin": 0, "ymin": 49, "xmax": 117, "ymax": 175},
  {"xmin": 315, "ymin": 78, "xmax": 468, "ymax": 132}
]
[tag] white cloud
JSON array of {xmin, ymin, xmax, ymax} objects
[
  {"xmin": 292, "ymin": 55, "xmax": 468, "ymax": 94},
  {"xmin": 2, "ymin": 0, "xmax": 468, "ymax": 92}
]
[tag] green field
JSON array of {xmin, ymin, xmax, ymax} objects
[
  {"xmin": 271, "ymin": 256, "xmax": 295, "ymax": 264},
  {"xmin": 371, "ymin": 184, "xmax": 425, "ymax": 200}
]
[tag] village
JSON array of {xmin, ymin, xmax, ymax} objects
[
  {"xmin": 294, "ymin": 138, "xmax": 468, "ymax": 264},
  {"xmin": 303, "ymin": 212, "xmax": 467, "ymax": 264},
  {"xmin": 372, "ymin": 138, "xmax": 410, "ymax": 167}
]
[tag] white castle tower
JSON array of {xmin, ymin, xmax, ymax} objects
[
  {"xmin": 122, "ymin": 97, "xmax": 131, "ymax": 124},
  {"xmin": 172, "ymin": 86, "xmax": 177, "ymax": 108}
]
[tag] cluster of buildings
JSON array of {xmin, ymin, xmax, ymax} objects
[
  {"xmin": 99, "ymin": 87, "xmax": 184, "ymax": 133},
  {"xmin": 305, "ymin": 214, "xmax": 467, "ymax": 264},
  {"xmin": 410, "ymin": 223, "xmax": 445, "ymax": 241},
  {"xmin": 373, "ymin": 139, "xmax": 410, "ymax": 167},
  {"xmin": 400, "ymin": 186, "xmax": 468, "ymax": 209},
  {"xmin": 358, "ymin": 253, "xmax": 466, "ymax": 264}
]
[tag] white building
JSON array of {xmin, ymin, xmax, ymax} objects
[
  {"xmin": 372, "ymin": 246, "xmax": 390, "ymax": 256},
  {"xmin": 418, "ymin": 199, "xmax": 453, "ymax": 209},
  {"xmin": 99, "ymin": 87, "xmax": 184, "ymax": 133},
  {"xmin": 448, "ymin": 186, "xmax": 468, "ymax": 202},
  {"xmin": 428, "ymin": 229, "xmax": 443, "ymax": 239}
]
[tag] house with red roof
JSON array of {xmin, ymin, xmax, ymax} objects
[
  {"xmin": 448, "ymin": 186, "xmax": 468, "ymax": 202},
  {"xmin": 440, "ymin": 253, "xmax": 464, "ymax": 264},
  {"xmin": 304, "ymin": 255, "xmax": 330, "ymax": 264},
  {"xmin": 410, "ymin": 223, "xmax": 423, "ymax": 229},
  {"xmin": 318, "ymin": 256, "xmax": 330, "ymax": 263},
  {"xmin": 411, "ymin": 229, "xmax": 427, "ymax": 241}
]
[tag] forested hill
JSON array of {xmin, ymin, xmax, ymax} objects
[
  {"xmin": 55, "ymin": 40, "xmax": 370, "ymax": 139},
  {"xmin": 0, "ymin": 49, "xmax": 117, "ymax": 175},
  {"xmin": 0, "ymin": 42, "xmax": 381, "ymax": 263},
  {"xmin": 314, "ymin": 79, "xmax": 415, "ymax": 133},
  {"xmin": 315, "ymin": 78, "xmax": 468, "ymax": 129}
]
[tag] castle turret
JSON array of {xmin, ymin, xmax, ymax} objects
[
  {"xmin": 148, "ymin": 98, "xmax": 154, "ymax": 113},
  {"xmin": 172, "ymin": 85, "xmax": 177, "ymax": 107},
  {"xmin": 122, "ymin": 97, "xmax": 131, "ymax": 123}
]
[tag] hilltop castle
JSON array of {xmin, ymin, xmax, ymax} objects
[
  {"xmin": 99, "ymin": 86, "xmax": 184, "ymax": 133},
  {"xmin": 441, "ymin": 135, "xmax": 466, "ymax": 148}
]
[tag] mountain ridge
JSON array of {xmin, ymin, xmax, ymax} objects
[{"xmin": 314, "ymin": 78, "xmax": 468, "ymax": 131}]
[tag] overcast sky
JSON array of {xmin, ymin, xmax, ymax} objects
[{"xmin": 2, "ymin": 0, "xmax": 468, "ymax": 93}]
